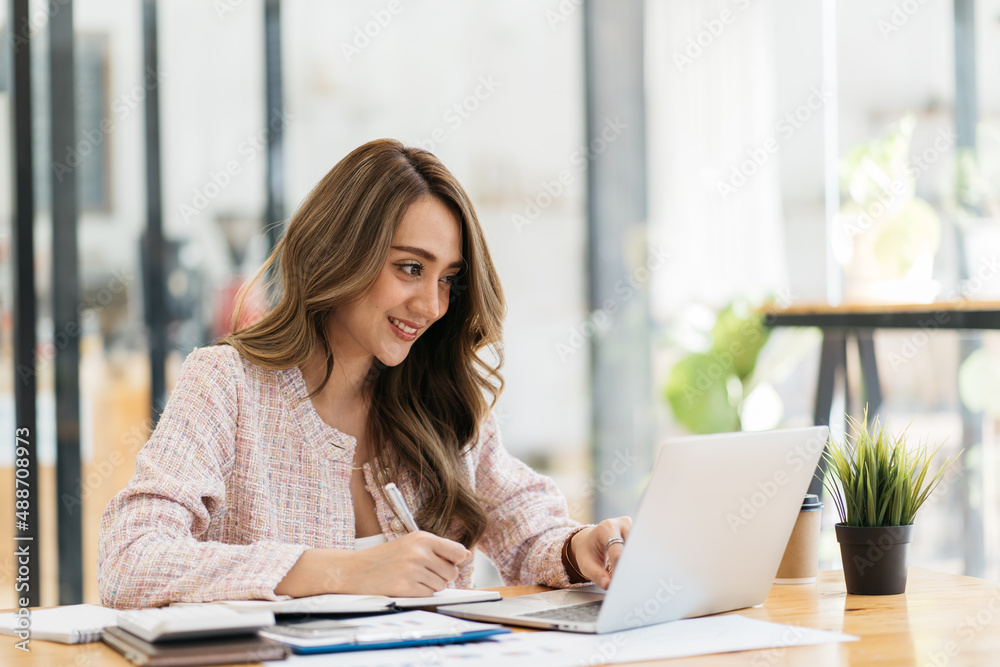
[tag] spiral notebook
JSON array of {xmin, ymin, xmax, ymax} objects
[{"xmin": 0, "ymin": 604, "xmax": 119, "ymax": 644}]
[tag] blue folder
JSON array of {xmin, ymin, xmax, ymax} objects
[
  {"xmin": 259, "ymin": 611, "xmax": 511, "ymax": 655},
  {"xmin": 290, "ymin": 627, "xmax": 510, "ymax": 654}
]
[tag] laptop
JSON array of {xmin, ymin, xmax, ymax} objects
[{"xmin": 440, "ymin": 426, "xmax": 829, "ymax": 634}]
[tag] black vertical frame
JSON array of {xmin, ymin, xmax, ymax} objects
[
  {"xmin": 50, "ymin": 0, "xmax": 83, "ymax": 604},
  {"xmin": 583, "ymin": 0, "xmax": 652, "ymax": 519},
  {"xmin": 142, "ymin": 0, "xmax": 167, "ymax": 422},
  {"xmin": 264, "ymin": 0, "xmax": 285, "ymax": 252},
  {"xmin": 9, "ymin": 0, "xmax": 40, "ymax": 607}
]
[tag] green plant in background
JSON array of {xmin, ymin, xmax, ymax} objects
[
  {"xmin": 821, "ymin": 409, "xmax": 961, "ymax": 527},
  {"xmin": 834, "ymin": 113, "xmax": 942, "ymax": 284},
  {"xmin": 663, "ymin": 299, "xmax": 770, "ymax": 434},
  {"xmin": 840, "ymin": 114, "xmax": 917, "ymax": 205}
]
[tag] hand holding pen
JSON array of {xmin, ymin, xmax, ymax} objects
[
  {"xmin": 276, "ymin": 485, "xmax": 472, "ymax": 599},
  {"xmin": 320, "ymin": 482, "xmax": 468, "ymax": 597}
]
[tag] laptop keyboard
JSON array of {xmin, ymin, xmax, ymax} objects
[{"xmin": 518, "ymin": 600, "xmax": 604, "ymax": 623}]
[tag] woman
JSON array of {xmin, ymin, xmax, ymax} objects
[{"xmin": 97, "ymin": 139, "xmax": 631, "ymax": 609}]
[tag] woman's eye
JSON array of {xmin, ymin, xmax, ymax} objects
[
  {"xmin": 441, "ymin": 274, "xmax": 458, "ymax": 286},
  {"xmin": 397, "ymin": 262, "xmax": 422, "ymax": 278}
]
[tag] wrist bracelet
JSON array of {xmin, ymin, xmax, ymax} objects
[{"xmin": 562, "ymin": 526, "xmax": 591, "ymax": 583}]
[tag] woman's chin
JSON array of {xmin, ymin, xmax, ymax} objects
[{"xmin": 375, "ymin": 350, "xmax": 409, "ymax": 368}]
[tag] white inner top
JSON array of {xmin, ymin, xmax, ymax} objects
[{"xmin": 354, "ymin": 534, "xmax": 389, "ymax": 550}]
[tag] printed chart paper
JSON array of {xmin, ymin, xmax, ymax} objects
[{"xmin": 265, "ymin": 614, "xmax": 858, "ymax": 666}]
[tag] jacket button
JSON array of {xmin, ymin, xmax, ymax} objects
[{"xmin": 390, "ymin": 517, "xmax": 405, "ymax": 533}]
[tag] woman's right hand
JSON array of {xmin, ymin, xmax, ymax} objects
[
  {"xmin": 337, "ymin": 532, "xmax": 472, "ymax": 596},
  {"xmin": 275, "ymin": 532, "xmax": 472, "ymax": 598}
]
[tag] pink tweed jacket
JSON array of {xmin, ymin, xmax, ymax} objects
[{"xmin": 98, "ymin": 345, "xmax": 582, "ymax": 609}]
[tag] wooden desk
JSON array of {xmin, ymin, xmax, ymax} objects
[{"xmin": 4, "ymin": 568, "xmax": 1000, "ymax": 665}]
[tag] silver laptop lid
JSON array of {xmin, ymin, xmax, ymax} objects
[{"xmin": 595, "ymin": 426, "xmax": 828, "ymax": 634}]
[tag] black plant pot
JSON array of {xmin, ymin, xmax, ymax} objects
[{"xmin": 835, "ymin": 524, "xmax": 913, "ymax": 595}]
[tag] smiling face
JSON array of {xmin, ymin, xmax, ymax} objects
[{"xmin": 328, "ymin": 196, "xmax": 463, "ymax": 368}]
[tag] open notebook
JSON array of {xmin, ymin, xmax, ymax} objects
[
  {"xmin": 0, "ymin": 591, "xmax": 499, "ymax": 645},
  {"xmin": 174, "ymin": 588, "xmax": 502, "ymax": 615}
]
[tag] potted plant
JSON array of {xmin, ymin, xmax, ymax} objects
[{"xmin": 821, "ymin": 410, "xmax": 961, "ymax": 595}]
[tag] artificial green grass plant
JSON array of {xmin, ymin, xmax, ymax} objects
[{"xmin": 821, "ymin": 409, "xmax": 961, "ymax": 527}]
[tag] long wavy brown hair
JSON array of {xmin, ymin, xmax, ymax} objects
[{"xmin": 219, "ymin": 139, "xmax": 506, "ymax": 547}]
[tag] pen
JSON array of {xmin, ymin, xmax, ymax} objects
[{"xmin": 384, "ymin": 483, "xmax": 420, "ymax": 533}]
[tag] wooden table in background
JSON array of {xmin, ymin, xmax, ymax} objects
[
  {"xmin": 764, "ymin": 300, "xmax": 1000, "ymax": 421},
  {"xmin": 4, "ymin": 568, "xmax": 1000, "ymax": 665},
  {"xmin": 764, "ymin": 300, "xmax": 1000, "ymax": 502}
]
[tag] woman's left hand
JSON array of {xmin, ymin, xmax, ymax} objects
[{"xmin": 568, "ymin": 516, "xmax": 633, "ymax": 589}]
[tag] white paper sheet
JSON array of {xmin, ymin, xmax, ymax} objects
[{"xmin": 265, "ymin": 614, "xmax": 857, "ymax": 666}]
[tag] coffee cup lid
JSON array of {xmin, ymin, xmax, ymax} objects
[{"xmin": 801, "ymin": 494, "xmax": 823, "ymax": 511}]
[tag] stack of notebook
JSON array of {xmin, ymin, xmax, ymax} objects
[
  {"xmin": 0, "ymin": 589, "xmax": 509, "ymax": 664},
  {"xmin": 103, "ymin": 606, "xmax": 288, "ymax": 666},
  {"xmin": 0, "ymin": 604, "xmax": 286, "ymax": 666}
]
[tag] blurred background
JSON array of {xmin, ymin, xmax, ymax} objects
[{"xmin": 1, "ymin": 0, "xmax": 999, "ymax": 607}]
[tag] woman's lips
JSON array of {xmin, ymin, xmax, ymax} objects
[{"xmin": 388, "ymin": 317, "xmax": 418, "ymax": 341}]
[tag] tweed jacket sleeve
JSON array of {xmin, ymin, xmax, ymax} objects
[
  {"xmin": 469, "ymin": 414, "xmax": 585, "ymax": 587},
  {"xmin": 97, "ymin": 348, "xmax": 309, "ymax": 609}
]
